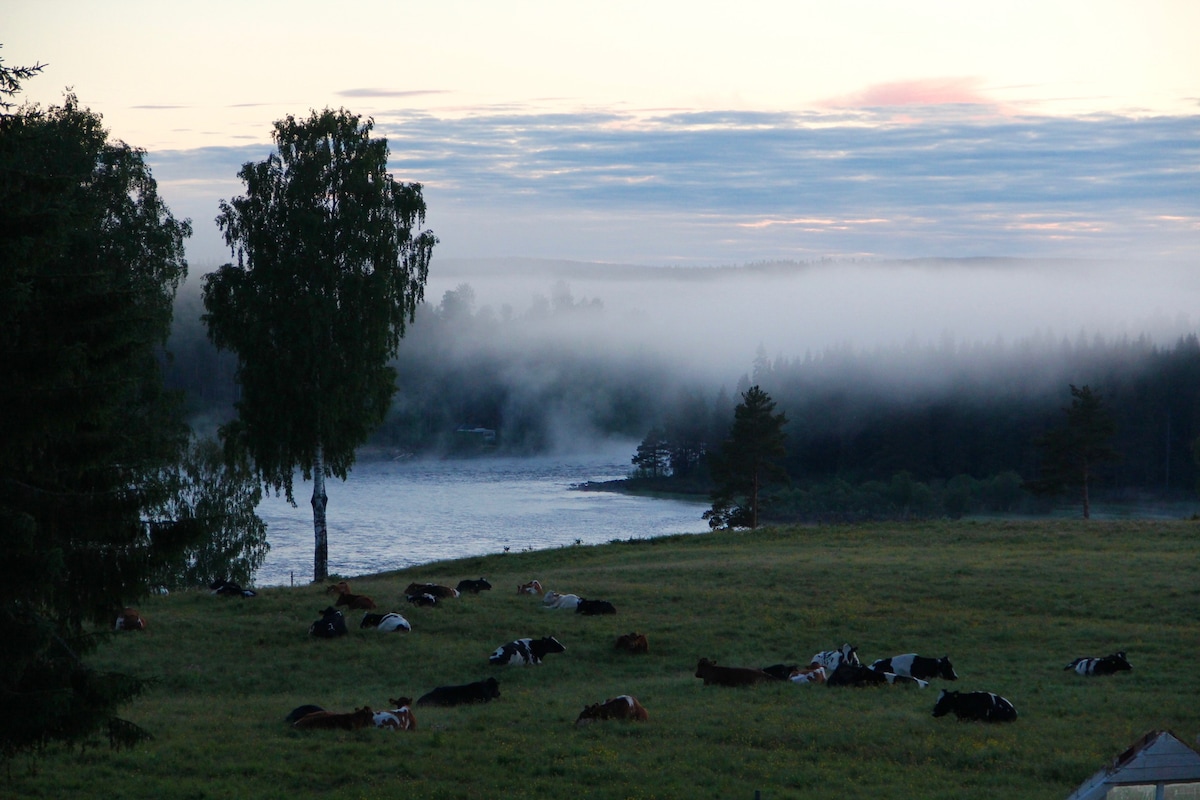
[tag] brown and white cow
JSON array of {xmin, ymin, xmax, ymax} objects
[
  {"xmin": 517, "ymin": 580, "xmax": 544, "ymax": 595},
  {"xmin": 373, "ymin": 698, "xmax": 417, "ymax": 731},
  {"xmin": 694, "ymin": 658, "xmax": 776, "ymax": 687},
  {"xmin": 575, "ymin": 695, "xmax": 649, "ymax": 726},
  {"xmin": 114, "ymin": 607, "xmax": 147, "ymax": 631}
]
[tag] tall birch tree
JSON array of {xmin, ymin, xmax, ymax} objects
[{"xmin": 203, "ymin": 108, "xmax": 436, "ymax": 582}]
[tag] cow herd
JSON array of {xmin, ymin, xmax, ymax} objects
[{"xmin": 181, "ymin": 573, "xmax": 1134, "ymax": 734}]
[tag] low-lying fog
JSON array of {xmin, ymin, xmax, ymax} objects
[{"xmin": 422, "ymin": 257, "xmax": 1198, "ymax": 384}]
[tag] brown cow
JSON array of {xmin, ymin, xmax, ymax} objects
[
  {"xmin": 331, "ymin": 586, "xmax": 378, "ymax": 610},
  {"xmin": 292, "ymin": 706, "xmax": 375, "ymax": 731},
  {"xmin": 575, "ymin": 695, "xmax": 649, "ymax": 726},
  {"xmin": 614, "ymin": 632, "xmax": 649, "ymax": 654},
  {"xmin": 114, "ymin": 607, "xmax": 146, "ymax": 631},
  {"xmin": 517, "ymin": 580, "xmax": 543, "ymax": 595},
  {"xmin": 325, "ymin": 581, "xmax": 353, "ymax": 595},
  {"xmin": 694, "ymin": 658, "xmax": 776, "ymax": 687}
]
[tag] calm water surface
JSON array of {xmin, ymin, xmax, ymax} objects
[{"xmin": 254, "ymin": 446, "xmax": 709, "ymax": 586}]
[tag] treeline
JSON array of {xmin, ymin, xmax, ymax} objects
[{"xmin": 165, "ymin": 277, "xmax": 1200, "ymax": 508}]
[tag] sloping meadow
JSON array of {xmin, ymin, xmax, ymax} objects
[{"xmin": 10, "ymin": 520, "xmax": 1199, "ymax": 799}]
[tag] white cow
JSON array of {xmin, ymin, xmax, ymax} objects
[{"xmin": 542, "ymin": 591, "xmax": 581, "ymax": 610}]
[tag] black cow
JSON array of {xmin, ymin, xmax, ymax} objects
[
  {"xmin": 827, "ymin": 662, "xmax": 928, "ymax": 688},
  {"xmin": 308, "ymin": 606, "xmax": 348, "ymax": 638},
  {"xmin": 870, "ymin": 654, "xmax": 958, "ymax": 681},
  {"xmin": 211, "ymin": 578, "xmax": 256, "ymax": 598},
  {"xmin": 488, "ymin": 636, "xmax": 566, "ymax": 666},
  {"xmin": 416, "ymin": 677, "xmax": 501, "ymax": 707},
  {"xmin": 932, "ymin": 689, "xmax": 1017, "ymax": 722},
  {"xmin": 456, "ymin": 578, "xmax": 492, "ymax": 594},
  {"xmin": 761, "ymin": 663, "xmax": 800, "ymax": 681},
  {"xmin": 575, "ymin": 599, "xmax": 617, "ymax": 616},
  {"xmin": 285, "ymin": 704, "xmax": 324, "ymax": 724},
  {"xmin": 1065, "ymin": 652, "xmax": 1132, "ymax": 676}
]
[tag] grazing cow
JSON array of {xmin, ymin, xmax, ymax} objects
[
  {"xmin": 517, "ymin": 580, "xmax": 543, "ymax": 595},
  {"xmin": 575, "ymin": 695, "xmax": 649, "ymax": 726},
  {"xmin": 614, "ymin": 632, "xmax": 649, "ymax": 654},
  {"xmin": 373, "ymin": 699, "xmax": 417, "ymax": 731},
  {"xmin": 489, "ymin": 636, "xmax": 566, "ymax": 666},
  {"xmin": 827, "ymin": 662, "xmax": 928, "ymax": 688},
  {"xmin": 210, "ymin": 578, "xmax": 256, "ymax": 598},
  {"xmin": 416, "ymin": 677, "xmax": 501, "ymax": 707},
  {"xmin": 360, "ymin": 612, "xmax": 411, "ymax": 632},
  {"xmin": 694, "ymin": 658, "xmax": 776, "ymax": 687},
  {"xmin": 284, "ymin": 704, "xmax": 324, "ymax": 724},
  {"xmin": 788, "ymin": 665, "xmax": 827, "ymax": 685},
  {"xmin": 114, "ymin": 607, "xmax": 146, "ymax": 631},
  {"xmin": 1065, "ymin": 652, "xmax": 1132, "ymax": 676},
  {"xmin": 292, "ymin": 706, "xmax": 375, "ymax": 730},
  {"xmin": 308, "ymin": 607, "xmax": 348, "ymax": 638},
  {"xmin": 406, "ymin": 593, "xmax": 437, "ymax": 607},
  {"xmin": 870, "ymin": 654, "xmax": 958, "ymax": 681},
  {"xmin": 932, "ymin": 689, "xmax": 1017, "ymax": 722},
  {"xmin": 542, "ymin": 591, "xmax": 581, "ymax": 610},
  {"xmin": 575, "ymin": 598, "xmax": 617, "ymax": 616},
  {"xmin": 405, "ymin": 582, "xmax": 459, "ymax": 599},
  {"xmin": 456, "ymin": 578, "xmax": 492, "ymax": 594},
  {"xmin": 811, "ymin": 644, "xmax": 860, "ymax": 671}
]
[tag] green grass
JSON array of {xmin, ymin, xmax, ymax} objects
[{"xmin": 7, "ymin": 520, "xmax": 1200, "ymax": 799}]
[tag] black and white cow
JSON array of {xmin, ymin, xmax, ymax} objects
[
  {"xmin": 1065, "ymin": 652, "xmax": 1132, "ymax": 676},
  {"xmin": 870, "ymin": 654, "xmax": 958, "ymax": 681},
  {"xmin": 211, "ymin": 578, "xmax": 257, "ymax": 598},
  {"xmin": 575, "ymin": 599, "xmax": 617, "ymax": 616},
  {"xmin": 360, "ymin": 612, "xmax": 411, "ymax": 632},
  {"xmin": 456, "ymin": 578, "xmax": 492, "ymax": 594},
  {"xmin": 932, "ymin": 690, "xmax": 1017, "ymax": 722},
  {"xmin": 406, "ymin": 592, "xmax": 438, "ymax": 607},
  {"xmin": 488, "ymin": 636, "xmax": 566, "ymax": 666},
  {"xmin": 416, "ymin": 677, "xmax": 501, "ymax": 707},
  {"xmin": 827, "ymin": 661, "xmax": 929, "ymax": 688},
  {"xmin": 811, "ymin": 644, "xmax": 861, "ymax": 671},
  {"xmin": 308, "ymin": 606, "xmax": 347, "ymax": 638}
]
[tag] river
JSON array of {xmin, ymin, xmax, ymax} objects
[{"xmin": 253, "ymin": 444, "xmax": 710, "ymax": 586}]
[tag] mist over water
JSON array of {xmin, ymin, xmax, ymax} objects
[{"xmin": 425, "ymin": 258, "xmax": 1199, "ymax": 386}]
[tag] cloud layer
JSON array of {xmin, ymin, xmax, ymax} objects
[{"xmin": 146, "ymin": 105, "xmax": 1200, "ymax": 267}]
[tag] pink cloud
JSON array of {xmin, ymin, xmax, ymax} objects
[{"xmin": 824, "ymin": 77, "xmax": 992, "ymax": 109}]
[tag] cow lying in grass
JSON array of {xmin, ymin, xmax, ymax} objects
[
  {"xmin": 542, "ymin": 591, "xmax": 580, "ymax": 610},
  {"xmin": 292, "ymin": 706, "xmax": 375, "ymax": 730},
  {"xmin": 694, "ymin": 658, "xmax": 776, "ymax": 687},
  {"xmin": 417, "ymin": 677, "xmax": 501, "ymax": 707},
  {"xmin": 308, "ymin": 607, "xmax": 348, "ymax": 638},
  {"xmin": 1065, "ymin": 652, "xmax": 1132, "ymax": 676},
  {"xmin": 575, "ymin": 695, "xmax": 649, "ymax": 726},
  {"xmin": 114, "ymin": 607, "xmax": 146, "ymax": 631},
  {"xmin": 360, "ymin": 612, "xmax": 411, "ymax": 632},
  {"xmin": 932, "ymin": 690, "xmax": 1017, "ymax": 722},
  {"xmin": 827, "ymin": 662, "xmax": 928, "ymax": 688},
  {"xmin": 811, "ymin": 644, "xmax": 860, "ymax": 671},
  {"xmin": 614, "ymin": 632, "xmax": 649, "ymax": 654},
  {"xmin": 870, "ymin": 654, "xmax": 958, "ymax": 681},
  {"xmin": 373, "ymin": 699, "xmax": 417, "ymax": 731},
  {"xmin": 211, "ymin": 578, "xmax": 256, "ymax": 598},
  {"xmin": 517, "ymin": 580, "xmax": 543, "ymax": 595},
  {"xmin": 331, "ymin": 586, "xmax": 377, "ymax": 610},
  {"xmin": 576, "ymin": 598, "xmax": 617, "ymax": 615},
  {"xmin": 405, "ymin": 582, "xmax": 459, "ymax": 599},
  {"xmin": 489, "ymin": 636, "xmax": 566, "ymax": 666},
  {"xmin": 456, "ymin": 578, "xmax": 492, "ymax": 594}
]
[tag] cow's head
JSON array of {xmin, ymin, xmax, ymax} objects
[
  {"xmin": 539, "ymin": 636, "xmax": 566, "ymax": 654},
  {"xmin": 483, "ymin": 677, "xmax": 501, "ymax": 698},
  {"xmin": 938, "ymin": 656, "xmax": 959, "ymax": 681},
  {"xmin": 931, "ymin": 689, "xmax": 956, "ymax": 717},
  {"xmin": 1108, "ymin": 652, "xmax": 1132, "ymax": 671}
]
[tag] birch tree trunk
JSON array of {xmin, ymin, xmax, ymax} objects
[{"xmin": 312, "ymin": 443, "xmax": 330, "ymax": 582}]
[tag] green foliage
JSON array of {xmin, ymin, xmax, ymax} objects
[
  {"xmin": 203, "ymin": 107, "xmax": 436, "ymax": 580},
  {"xmin": 5, "ymin": 520, "xmax": 1198, "ymax": 799},
  {"xmin": 1025, "ymin": 384, "xmax": 1120, "ymax": 519},
  {"xmin": 0, "ymin": 82, "xmax": 195, "ymax": 760},
  {"xmin": 705, "ymin": 386, "xmax": 789, "ymax": 529},
  {"xmin": 631, "ymin": 427, "xmax": 671, "ymax": 478}
]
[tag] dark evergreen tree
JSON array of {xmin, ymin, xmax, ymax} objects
[
  {"xmin": 704, "ymin": 386, "xmax": 789, "ymax": 529},
  {"xmin": 1024, "ymin": 384, "xmax": 1120, "ymax": 519},
  {"xmin": 1, "ymin": 64, "xmax": 198, "ymax": 758},
  {"xmin": 203, "ymin": 108, "xmax": 437, "ymax": 582},
  {"xmin": 631, "ymin": 427, "xmax": 671, "ymax": 478}
]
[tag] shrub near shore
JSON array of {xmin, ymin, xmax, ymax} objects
[{"xmin": 8, "ymin": 520, "xmax": 1199, "ymax": 800}]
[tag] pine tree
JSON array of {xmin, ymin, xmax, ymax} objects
[
  {"xmin": 703, "ymin": 386, "xmax": 789, "ymax": 529},
  {"xmin": 1024, "ymin": 384, "xmax": 1119, "ymax": 519}
]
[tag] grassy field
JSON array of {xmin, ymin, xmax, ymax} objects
[{"xmin": 6, "ymin": 520, "xmax": 1199, "ymax": 800}]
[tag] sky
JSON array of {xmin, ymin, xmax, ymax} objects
[{"xmin": 7, "ymin": 1, "xmax": 1200, "ymax": 267}]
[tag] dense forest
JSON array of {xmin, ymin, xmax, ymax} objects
[{"xmin": 164, "ymin": 263, "xmax": 1200, "ymax": 518}]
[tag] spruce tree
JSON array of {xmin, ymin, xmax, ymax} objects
[{"xmin": 704, "ymin": 386, "xmax": 789, "ymax": 529}]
